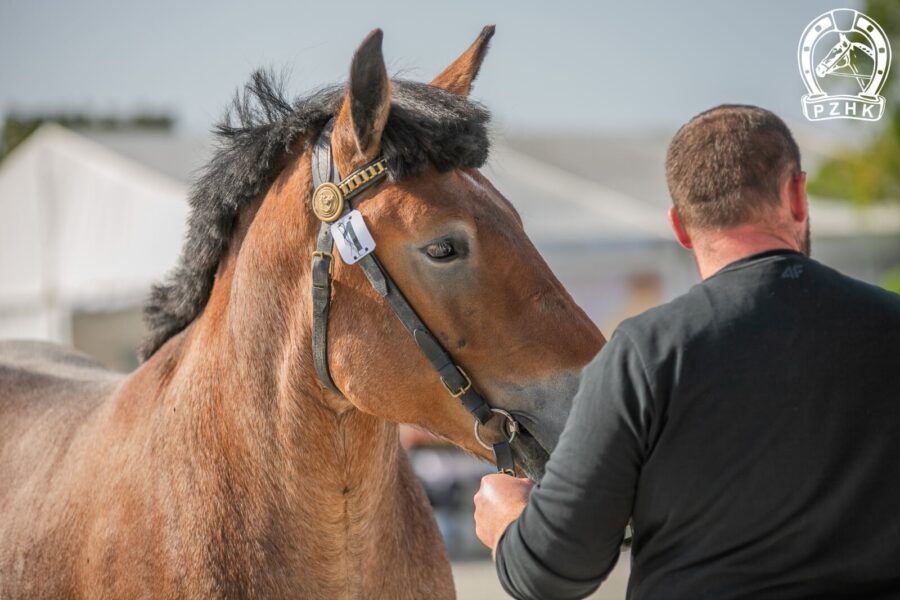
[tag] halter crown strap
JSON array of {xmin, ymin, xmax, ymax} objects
[
  {"xmin": 308, "ymin": 119, "xmax": 515, "ymax": 475},
  {"xmin": 310, "ymin": 121, "xmax": 389, "ymax": 395},
  {"xmin": 310, "ymin": 122, "xmax": 339, "ymax": 394}
]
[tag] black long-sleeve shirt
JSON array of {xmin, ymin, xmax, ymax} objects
[{"xmin": 496, "ymin": 250, "xmax": 900, "ymax": 599}]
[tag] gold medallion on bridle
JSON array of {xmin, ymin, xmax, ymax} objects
[{"xmin": 312, "ymin": 182, "xmax": 344, "ymax": 222}]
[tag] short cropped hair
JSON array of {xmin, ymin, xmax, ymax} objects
[{"xmin": 665, "ymin": 104, "xmax": 801, "ymax": 230}]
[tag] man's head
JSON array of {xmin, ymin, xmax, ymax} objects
[{"xmin": 665, "ymin": 105, "xmax": 810, "ymax": 271}]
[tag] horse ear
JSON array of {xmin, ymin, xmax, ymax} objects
[
  {"xmin": 334, "ymin": 29, "xmax": 391, "ymax": 167},
  {"xmin": 431, "ymin": 25, "xmax": 495, "ymax": 96}
]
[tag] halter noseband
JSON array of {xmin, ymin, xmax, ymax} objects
[{"xmin": 309, "ymin": 119, "xmax": 518, "ymax": 475}]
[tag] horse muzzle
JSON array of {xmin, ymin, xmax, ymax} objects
[{"xmin": 489, "ymin": 371, "xmax": 582, "ymax": 482}]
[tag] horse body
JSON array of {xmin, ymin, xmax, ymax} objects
[
  {"xmin": 1, "ymin": 337, "xmax": 450, "ymax": 599},
  {"xmin": 0, "ymin": 28, "xmax": 604, "ymax": 598}
]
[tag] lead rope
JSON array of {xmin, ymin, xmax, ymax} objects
[{"xmin": 309, "ymin": 120, "xmax": 517, "ymax": 476}]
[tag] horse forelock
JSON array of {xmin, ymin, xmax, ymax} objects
[{"xmin": 139, "ymin": 70, "xmax": 491, "ymax": 361}]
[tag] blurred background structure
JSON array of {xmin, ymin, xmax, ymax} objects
[
  {"xmin": 4, "ymin": 124, "xmax": 899, "ymax": 371},
  {"xmin": 2, "ymin": 1, "xmax": 899, "ymax": 598}
]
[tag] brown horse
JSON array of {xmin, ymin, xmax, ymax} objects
[{"xmin": 0, "ymin": 27, "xmax": 604, "ymax": 598}]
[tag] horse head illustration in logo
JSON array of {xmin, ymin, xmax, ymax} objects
[
  {"xmin": 798, "ymin": 8, "xmax": 892, "ymax": 121},
  {"xmin": 337, "ymin": 220, "xmax": 364, "ymax": 254}
]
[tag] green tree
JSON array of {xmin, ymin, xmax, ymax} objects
[
  {"xmin": 806, "ymin": 0, "xmax": 900, "ymax": 293},
  {"xmin": 808, "ymin": 0, "xmax": 900, "ymax": 205},
  {"xmin": 883, "ymin": 267, "xmax": 900, "ymax": 293}
]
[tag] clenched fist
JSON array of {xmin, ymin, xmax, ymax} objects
[{"xmin": 473, "ymin": 474, "xmax": 534, "ymax": 555}]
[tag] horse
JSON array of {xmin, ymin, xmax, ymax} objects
[{"xmin": 0, "ymin": 27, "xmax": 605, "ymax": 598}]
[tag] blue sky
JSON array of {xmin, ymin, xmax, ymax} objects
[{"xmin": 0, "ymin": 0, "xmax": 868, "ymax": 134}]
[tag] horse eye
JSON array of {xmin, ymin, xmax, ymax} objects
[{"xmin": 424, "ymin": 239, "xmax": 457, "ymax": 261}]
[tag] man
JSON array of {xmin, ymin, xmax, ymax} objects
[{"xmin": 474, "ymin": 105, "xmax": 900, "ymax": 599}]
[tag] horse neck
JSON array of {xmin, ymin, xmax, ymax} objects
[{"xmin": 136, "ymin": 150, "xmax": 409, "ymax": 581}]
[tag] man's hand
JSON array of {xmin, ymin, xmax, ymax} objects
[{"xmin": 474, "ymin": 474, "xmax": 534, "ymax": 555}]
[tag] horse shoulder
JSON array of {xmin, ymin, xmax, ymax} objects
[{"xmin": 0, "ymin": 340, "xmax": 126, "ymax": 596}]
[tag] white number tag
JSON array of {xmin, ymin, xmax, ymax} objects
[{"xmin": 330, "ymin": 210, "xmax": 376, "ymax": 265}]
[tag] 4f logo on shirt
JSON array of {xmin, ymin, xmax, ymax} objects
[
  {"xmin": 798, "ymin": 8, "xmax": 892, "ymax": 122},
  {"xmin": 782, "ymin": 265, "xmax": 804, "ymax": 280}
]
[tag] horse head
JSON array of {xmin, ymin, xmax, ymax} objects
[{"xmin": 315, "ymin": 28, "xmax": 605, "ymax": 480}]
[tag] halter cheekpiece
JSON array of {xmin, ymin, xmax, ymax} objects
[{"xmin": 309, "ymin": 119, "xmax": 519, "ymax": 476}]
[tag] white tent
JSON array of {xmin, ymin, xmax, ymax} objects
[{"xmin": 0, "ymin": 124, "xmax": 188, "ymax": 342}]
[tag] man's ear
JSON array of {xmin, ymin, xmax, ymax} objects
[
  {"xmin": 431, "ymin": 25, "xmax": 495, "ymax": 96},
  {"xmin": 333, "ymin": 29, "xmax": 391, "ymax": 172},
  {"xmin": 669, "ymin": 207, "xmax": 693, "ymax": 249},
  {"xmin": 787, "ymin": 171, "xmax": 808, "ymax": 223}
]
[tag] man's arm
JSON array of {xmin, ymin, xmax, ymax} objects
[{"xmin": 491, "ymin": 330, "xmax": 654, "ymax": 600}]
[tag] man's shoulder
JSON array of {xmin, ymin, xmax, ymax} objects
[
  {"xmin": 615, "ymin": 283, "xmax": 710, "ymax": 348},
  {"xmin": 807, "ymin": 258, "xmax": 900, "ymax": 312},
  {"xmin": 617, "ymin": 256, "xmax": 900, "ymax": 349}
]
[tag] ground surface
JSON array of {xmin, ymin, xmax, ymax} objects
[{"xmin": 452, "ymin": 554, "xmax": 630, "ymax": 599}]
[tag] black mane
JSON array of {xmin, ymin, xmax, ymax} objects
[{"xmin": 139, "ymin": 70, "xmax": 491, "ymax": 360}]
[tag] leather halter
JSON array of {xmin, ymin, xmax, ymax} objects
[{"xmin": 309, "ymin": 120, "xmax": 517, "ymax": 475}]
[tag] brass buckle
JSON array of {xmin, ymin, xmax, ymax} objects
[
  {"xmin": 440, "ymin": 366, "xmax": 472, "ymax": 398},
  {"xmin": 474, "ymin": 408, "xmax": 520, "ymax": 450},
  {"xmin": 312, "ymin": 250, "xmax": 334, "ymax": 277}
]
